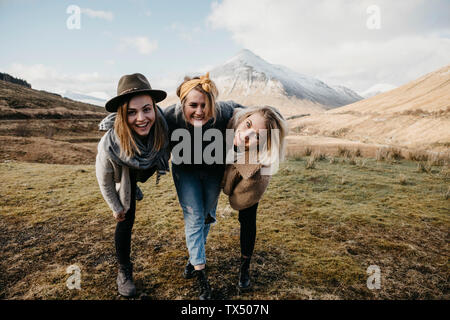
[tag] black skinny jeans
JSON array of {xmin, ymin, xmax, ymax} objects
[
  {"xmin": 114, "ymin": 171, "xmax": 136, "ymax": 266},
  {"xmin": 238, "ymin": 202, "xmax": 259, "ymax": 257}
]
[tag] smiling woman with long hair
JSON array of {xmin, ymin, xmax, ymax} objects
[
  {"xmin": 223, "ymin": 106, "xmax": 288, "ymax": 291},
  {"xmin": 96, "ymin": 73, "xmax": 169, "ymax": 297}
]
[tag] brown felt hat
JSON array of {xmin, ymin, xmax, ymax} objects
[{"xmin": 105, "ymin": 73, "xmax": 167, "ymax": 112}]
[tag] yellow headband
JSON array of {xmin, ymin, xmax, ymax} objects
[{"xmin": 179, "ymin": 72, "xmax": 218, "ymax": 102}]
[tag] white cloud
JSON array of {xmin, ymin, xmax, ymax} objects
[
  {"xmin": 8, "ymin": 63, "xmax": 59, "ymax": 82},
  {"xmin": 208, "ymin": 0, "xmax": 450, "ymax": 92},
  {"xmin": 169, "ymin": 22, "xmax": 204, "ymax": 43},
  {"xmin": 6, "ymin": 63, "xmax": 116, "ymax": 99},
  {"xmin": 118, "ymin": 36, "xmax": 158, "ymax": 55},
  {"xmin": 196, "ymin": 64, "xmax": 214, "ymax": 74},
  {"xmin": 152, "ymin": 76, "xmax": 180, "ymax": 93},
  {"xmin": 81, "ymin": 8, "xmax": 114, "ymax": 21},
  {"xmin": 361, "ymin": 83, "xmax": 397, "ymax": 98},
  {"xmin": 5, "ymin": 63, "xmax": 182, "ymax": 100}
]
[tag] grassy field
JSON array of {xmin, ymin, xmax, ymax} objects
[
  {"xmin": 0, "ymin": 119, "xmax": 103, "ymax": 165},
  {"xmin": 0, "ymin": 155, "xmax": 448, "ymax": 300}
]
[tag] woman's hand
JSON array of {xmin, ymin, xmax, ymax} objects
[{"xmin": 113, "ymin": 210, "xmax": 126, "ymax": 222}]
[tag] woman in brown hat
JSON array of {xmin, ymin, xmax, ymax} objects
[
  {"xmin": 96, "ymin": 73, "xmax": 169, "ymax": 297},
  {"xmin": 222, "ymin": 106, "xmax": 288, "ymax": 291}
]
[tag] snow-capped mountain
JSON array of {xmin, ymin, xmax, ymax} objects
[
  {"xmin": 208, "ymin": 49, "xmax": 362, "ymax": 114},
  {"xmin": 63, "ymin": 90, "xmax": 108, "ymax": 107},
  {"xmin": 331, "ymin": 85, "xmax": 364, "ymax": 103},
  {"xmin": 361, "ymin": 84, "xmax": 397, "ymax": 98}
]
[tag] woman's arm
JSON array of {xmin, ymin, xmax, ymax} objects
[
  {"xmin": 222, "ymin": 166, "xmax": 240, "ymax": 196},
  {"xmin": 95, "ymin": 149, "xmax": 124, "ymax": 215},
  {"xmin": 217, "ymin": 101, "xmax": 246, "ymax": 119}
]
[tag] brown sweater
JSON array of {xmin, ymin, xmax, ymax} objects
[{"xmin": 222, "ymin": 162, "xmax": 271, "ymax": 211}]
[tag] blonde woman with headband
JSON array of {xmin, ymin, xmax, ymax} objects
[
  {"xmin": 222, "ymin": 106, "xmax": 288, "ymax": 291},
  {"xmin": 164, "ymin": 72, "xmax": 245, "ymax": 300}
]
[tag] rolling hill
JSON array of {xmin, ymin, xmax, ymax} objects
[
  {"xmin": 288, "ymin": 65, "xmax": 450, "ymax": 152},
  {"xmin": 0, "ymin": 80, "xmax": 107, "ymax": 120},
  {"xmin": 0, "ymin": 79, "xmax": 108, "ymax": 164}
]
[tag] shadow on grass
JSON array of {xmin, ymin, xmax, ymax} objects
[{"xmin": 206, "ymin": 246, "xmax": 289, "ymax": 300}]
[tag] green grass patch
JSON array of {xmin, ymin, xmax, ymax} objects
[{"xmin": 0, "ymin": 158, "xmax": 448, "ymax": 299}]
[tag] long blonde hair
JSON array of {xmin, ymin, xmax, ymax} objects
[
  {"xmin": 232, "ymin": 106, "xmax": 288, "ymax": 165},
  {"xmin": 114, "ymin": 95, "xmax": 166, "ymax": 158},
  {"xmin": 176, "ymin": 74, "xmax": 219, "ymax": 124}
]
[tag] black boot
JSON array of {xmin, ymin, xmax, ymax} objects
[
  {"xmin": 183, "ymin": 261, "xmax": 195, "ymax": 279},
  {"xmin": 195, "ymin": 269, "xmax": 212, "ymax": 300},
  {"xmin": 117, "ymin": 263, "xmax": 136, "ymax": 297},
  {"xmin": 238, "ymin": 256, "xmax": 251, "ymax": 290}
]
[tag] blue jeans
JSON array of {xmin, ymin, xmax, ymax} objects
[{"xmin": 172, "ymin": 164, "xmax": 223, "ymax": 266}]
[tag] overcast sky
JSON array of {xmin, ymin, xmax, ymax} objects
[{"xmin": 0, "ymin": 0, "xmax": 449, "ymax": 99}]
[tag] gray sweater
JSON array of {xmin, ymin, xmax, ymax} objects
[{"xmin": 95, "ymin": 134, "xmax": 132, "ymax": 214}]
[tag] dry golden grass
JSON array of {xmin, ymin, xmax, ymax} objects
[
  {"xmin": 0, "ymin": 80, "xmax": 107, "ymax": 120},
  {"xmin": 376, "ymin": 147, "xmax": 404, "ymax": 162},
  {"xmin": 287, "ymin": 66, "xmax": 450, "ymax": 152},
  {"xmin": 0, "ymin": 119, "xmax": 103, "ymax": 165},
  {"xmin": 330, "ymin": 65, "xmax": 450, "ymax": 114},
  {"xmin": 1, "ymin": 156, "xmax": 448, "ymax": 300},
  {"xmin": 0, "ymin": 79, "xmax": 107, "ymax": 164}
]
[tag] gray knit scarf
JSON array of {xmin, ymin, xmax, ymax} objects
[{"xmin": 99, "ymin": 109, "xmax": 169, "ymax": 182}]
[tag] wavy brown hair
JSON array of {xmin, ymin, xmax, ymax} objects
[{"xmin": 114, "ymin": 95, "xmax": 166, "ymax": 158}]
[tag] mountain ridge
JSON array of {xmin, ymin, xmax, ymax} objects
[
  {"xmin": 63, "ymin": 90, "xmax": 107, "ymax": 107},
  {"xmin": 211, "ymin": 49, "xmax": 362, "ymax": 108},
  {"xmin": 160, "ymin": 49, "xmax": 363, "ymax": 116}
]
